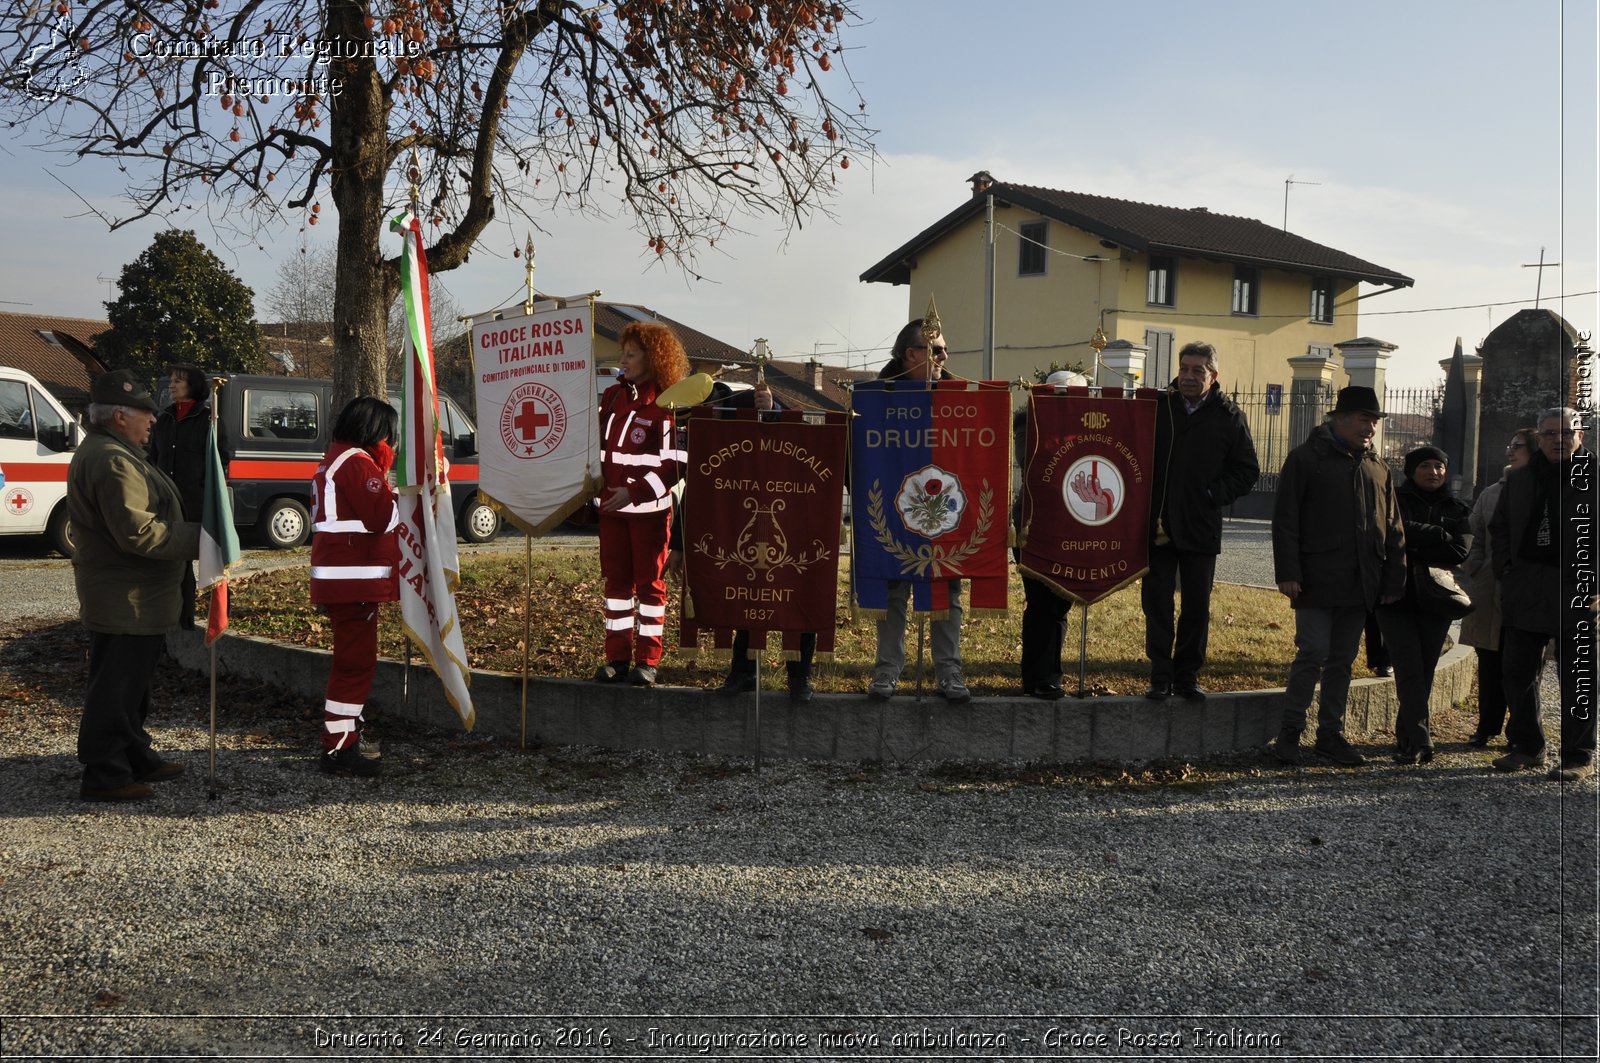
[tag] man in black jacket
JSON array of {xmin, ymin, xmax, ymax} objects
[
  {"xmin": 1270, "ymin": 386, "xmax": 1406, "ymax": 767},
  {"xmin": 1142, "ymin": 342, "xmax": 1259, "ymax": 701},
  {"xmin": 1489, "ymin": 406, "xmax": 1597, "ymax": 780}
]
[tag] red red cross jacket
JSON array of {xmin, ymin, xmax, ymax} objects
[
  {"xmin": 600, "ymin": 378, "xmax": 681, "ymax": 517},
  {"xmin": 310, "ymin": 442, "xmax": 400, "ymax": 604}
]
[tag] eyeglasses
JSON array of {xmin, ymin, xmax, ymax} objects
[
  {"xmin": 911, "ymin": 345, "xmax": 949, "ymax": 358},
  {"xmin": 1506, "ymin": 441, "xmax": 1528, "ymax": 452},
  {"xmin": 1538, "ymin": 429, "xmax": 1578, "ymax": 440}
]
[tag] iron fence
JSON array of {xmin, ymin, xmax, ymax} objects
[{"xmin": 1231, "ymin": 383, "xmax": 1445, "ymax": 490}]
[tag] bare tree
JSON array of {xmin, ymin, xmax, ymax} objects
[{"xmin": 2, "ymin": 0, "xmax": 874, "ymax": 411}]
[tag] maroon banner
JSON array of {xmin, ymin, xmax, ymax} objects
[
  {"xmin": 1017, "ymin": 386, "xmax": 1160, "ymax": 604},
  {"xmin": 680, "ymin": 410, "xmax": 848, "ymax": 655}
]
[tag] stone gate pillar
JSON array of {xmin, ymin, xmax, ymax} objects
[
  {"xmin": 1097, "ymin": 338, "xmax": 1148, "ymax": 392},
  {"xmin": 1337, "ymin": 337, "xmax": 1396, "ymax": 454},
  {"xmin": 1287, "ymin": 347, "xmax": 1339, "ymax": 448}
]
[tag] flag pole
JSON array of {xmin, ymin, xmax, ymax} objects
[
  {"xmin": 1076, "ymin": 605, "xmax": 1089, "ymax": 699},
  {"xmin": 521, "ymin": 234, "xmax": 536, "ymax": 751},
  {"xmin": 752, "ymin": 653, "xmax": 763, "ymax": 775},
  {"xmin": 206, "ymin": 376, "xmax": 224, "ymax": 800},
  {"xmin": 521, "ymin": 532, "xmax": 532, "ymax": 750}
]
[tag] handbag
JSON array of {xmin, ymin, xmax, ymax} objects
[{"xmin": 1415, "ymin": 564, "xmax": 1474, "ymax": 620}]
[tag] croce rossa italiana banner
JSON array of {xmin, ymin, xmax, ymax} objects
[
  {"xmin": 1017, "ymin": 385, "xmax": 1160, "ymax": 604},
  {"xmin": 469, "ymin": 302, "xmax": 601, "ymax": 535},
  {"xmin": 680, "ymin": 410, "xmax": 848, "ymax": 657},
  {"xmin": 850, "ymin": 380, "xmax": 1012, "ymax": 615}
]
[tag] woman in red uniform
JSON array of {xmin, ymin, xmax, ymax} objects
[
  {"xmin": 309, "ymin": 396, "xmax": 400, "ymax": 775},
  {"xmin": 594, "ymin": 322, "xmax": 690, "ymax": 686}
]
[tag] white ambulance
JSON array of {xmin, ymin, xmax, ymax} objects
[{"xmin": 0, "ymin": 365, "xmax": 80, "ymax": 556}]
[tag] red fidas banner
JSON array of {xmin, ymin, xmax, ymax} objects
[{"xmin": 1017, "ymin": 386, "xmax": 1160, "ymax": 605}]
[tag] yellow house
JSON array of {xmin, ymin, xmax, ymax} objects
[{"xmin": 860, "ymin": 172, "xmax": 1414, "ymax": 394}]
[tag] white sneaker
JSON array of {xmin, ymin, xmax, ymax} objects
[
  {"xmin": 938, "ymin": 673, "xmax": 971, "ymax": 704},
  {"xmin": 867, "ymin": 676, "xmax": 896, "ymax": 701}
]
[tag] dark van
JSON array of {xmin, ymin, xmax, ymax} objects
[{"xmin": 218, "ymin": 374, "xmax": 500, "ymax": 548}]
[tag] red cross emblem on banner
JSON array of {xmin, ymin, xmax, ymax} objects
[{"xmin": 499, "ymin": 382, "xmax": 568, "ymax": 460}]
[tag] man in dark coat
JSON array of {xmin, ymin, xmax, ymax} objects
[
  {"xmin": 1141, "ymin": 342, "xmax": 1259, "ymax": 701},
  {"xmin": 1270, "ymin": 385, "xmax": 1405, "ymax": 767},
  {"xmin": 1489, "ymin": 406, "xmax": 1597, "ymax": 780},
  {"xmin": 68, "ymin": 370, "xmax": 201, "ymax": 801}
]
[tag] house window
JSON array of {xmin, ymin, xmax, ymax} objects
[
  {"xmin": 1018, "ymin": 221, "xmax": 1047, "ymax": 276},
  {"xmin": 1310, "ymin": 276, "xmax": 1334, "ymax": 324},
  {"xmin": 1147, "ymin": 255, "xmax": 1176, "ymax": 306},
  {"xmin": 1231, "ymin": 266, "xmax": 1258, "ymax": 315}
]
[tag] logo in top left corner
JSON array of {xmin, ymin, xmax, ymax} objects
[{"xmin": 25, "ymin": 12, "xmax": 90, "ymax": 102}]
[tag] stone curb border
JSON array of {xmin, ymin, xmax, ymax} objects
[{"xmin": 167, "ymin": 631, "xmax": 1476, "ymax": 765}]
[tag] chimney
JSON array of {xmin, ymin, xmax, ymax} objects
[
  {"xmin": 968, "ymin": 170, "xmax": 995, "ymax": 198},
  {"xmin": 806, "ymin": 358, "xmax": 824, "ymax": 390}
]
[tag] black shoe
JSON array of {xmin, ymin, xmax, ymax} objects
[
  {"xmin": 1393, "ymin": 749, "xmax": 1420, "ymax": 765},
  {"xmin": 628, "ymin": 664, "xmax": 658, "ymax": 686},
  {"xmin": 1418, "ymin": 748, "xmax": 1434, "ymax": 765},
  {"xmin": 1466, "ymin": 732, "xmax": 1491, "ymax": 749},
  {"xmin": 81, "ymin": 781, "xmax": 154, "ymax": 802},
  {"xmin": 593, "ymin": 660, "xmax": 629, "ymax": 683},
  {"xmin": 1031, "ymin": 683, "xmax": 1067, "ymax": 701},
  {"xmin": 1374, "ymin": 664, "xmax": 1392, "ymax": 678},
  {"xmin": 1143, "ymin": 682, "xmax": 1172, "ymax": 701},
  {"xmin": 321, "ymin": 742, "xmax": 382, "ymax": 777},
  {"xmin": 716, "ymin": 672, "xmax": 758, "ymax": 697},
  {"xmin": 1314, "ymin": 733, "xmax": 1368, "ymax": 767},
  {"xmin": 1269, "ymin": 731, "xmax": 1303, "ymax": 766},
  {"xmin": 788, "ymin": 678, "xmax": 814, "ymax": 704},
  {"xmin": 136, "ymin": 761, "xmax": 185, "ymax": 783},
  {"xmin": 1173, "ymin": 683, "xmax": 1207, "ymax": 703}
]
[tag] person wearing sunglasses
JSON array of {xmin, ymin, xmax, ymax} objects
[
  {"xmin": 868, "ymin": 317, "xmax": 969, "ymax": 704},
  {"xmin": 1459, "ymin": 427, "xmax": 1536, "ymax": 748},
  {"xmin": 1490, "ymin": 406, "xmax": 1596, "ymax": 781}
]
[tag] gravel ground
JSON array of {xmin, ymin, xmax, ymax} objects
[{"xmin": 2, "ymin": 529, "xmax": 1595, "ymax": 1060}]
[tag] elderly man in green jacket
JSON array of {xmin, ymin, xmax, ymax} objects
[
  {"xmin": 67, "ymin": 370, "xmax": 200, "ymax": 802},
  {"xmin": 1270, "ymin": 386, "xmax": 1406, "ymax": 767}
]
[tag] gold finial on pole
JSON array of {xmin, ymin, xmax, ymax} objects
[
  {"xmin": 523, "ymin": 234, "xmax": 537, "ymax": 316},
  {"xmin": 1089, "ymin": 326, "xmax": 1108, "ymax": 354},
  {"xmin": 750, "ymin": 337, "xmax": 771, "ymax": 385},
  {"xmin": 920, "ymin": 294, "xmax": 943, "ymax": 346}
]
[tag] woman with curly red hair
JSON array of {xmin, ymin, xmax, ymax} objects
[{"xmin": 594, "ymin": 321, "xmax": 691, "ymax": 685}]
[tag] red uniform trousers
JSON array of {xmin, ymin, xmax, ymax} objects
[
  {"xmin": 322, "ymin": 601, "xmax": 379, "ymax": 752},
  {"xmin": 599, "ymin": 510, "xmax": 672, "ymax": 667}
]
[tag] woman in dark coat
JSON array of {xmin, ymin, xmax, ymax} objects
[
  {"xmin": 147, "ymin": 364, "xmax": 231, "ymax": 628},
  {"xmin": 1377, "ymin": 445, "xmax": 1473, "ymax": 763}
]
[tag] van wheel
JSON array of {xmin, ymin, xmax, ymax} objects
[
  {"xmin": 46, "ymin": 505, "xmax": 75, "ymax": 558},
  {"xmin": 259, "ymin": 498, "xmax": 309, "ymax": 549},
  {"xmin": 459, "ymin": 495, "xmax": 500, "ymax": 543}
]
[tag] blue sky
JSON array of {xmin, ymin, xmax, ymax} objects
[{"xmin": 1, "ymin": 0, "xmax": 1594, "ymax": 389}]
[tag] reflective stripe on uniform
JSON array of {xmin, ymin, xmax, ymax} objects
[{"xmin": 311, "ymin": 565, "xmax": 394, "ymax": 580}]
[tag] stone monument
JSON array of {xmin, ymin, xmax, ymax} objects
[{"xmin": 1474, "ymin": 308, "xmax": 1589, "ymax": 491}]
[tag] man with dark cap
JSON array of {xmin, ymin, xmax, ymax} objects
[
  {"xmin": 1269, "ymin": 385, "xmax": 1406, "ymax": 767},
  {"xmin": 67, "ymin": 369, "xmax": 201, "ymax": 801}
]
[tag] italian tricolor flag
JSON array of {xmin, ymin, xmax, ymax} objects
[{"xmin": 198, "ymin": 414, "xmax": 239, "ymax": 644}]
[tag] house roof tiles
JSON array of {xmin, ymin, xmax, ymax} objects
[
  {"xmin": 0, "ymin": 310, "xmax": 111, "ymax": 407},
  {"xmin": 861, "ymin": 179, "xmax": 1413, "ymax": 289}
]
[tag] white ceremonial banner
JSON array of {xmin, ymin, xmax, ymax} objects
[{"xmin": 470, "ymin": 301, "xmax": 602, "ymax": 535}]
